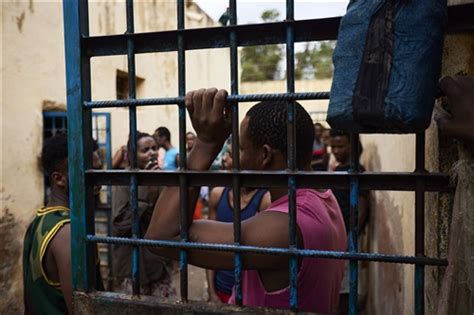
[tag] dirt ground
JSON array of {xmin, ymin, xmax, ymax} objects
[{"xmin": 172, "ymin": 264, "xmax": 209, "ymax": 302}]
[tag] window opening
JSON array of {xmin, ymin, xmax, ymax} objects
[{"xmin": 116, "ymin": 70, "xmax": 145, "ymax": 100}]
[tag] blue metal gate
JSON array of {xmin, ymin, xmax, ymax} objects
[{"xmin": 62, "ymin": 1, "xmax": 473, "ymax": 313}]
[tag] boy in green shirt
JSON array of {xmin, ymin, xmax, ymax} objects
[{"xmin": 23, "ymin": 134, "xmax": 103, "ymax": 314}]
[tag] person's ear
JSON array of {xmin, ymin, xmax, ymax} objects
[
  {"xmin": 51, "ymin": 171, "xmax": 68, "ymax": 189},
  {"xmin": 262, "ymin": 144, "xmax": 273, "ymax": 169}
]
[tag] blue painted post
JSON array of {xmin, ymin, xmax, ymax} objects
[
  {"xmin": 62, "ymin": 0, "xmax": 96, "ymax": 291},
  {"xmin": 349, "ymin": 133, "xmax": 360, "ymax": 315},
  {"xmin": 125, "ymin": 0, "xmax": 141, "ymax": 296},
  {"xmin": 228, "ymin": 0, "xmax": 243, "ymax": 306},
  {"xmin": 286, "ymin": 0, "xmax": 298, "ymax": 311},
  {"xmin": 177, "ymin": 0, "xmax": 189, "ymax": 303},
  {"xmin": 415, "ymin": 133, "xmax": 426, "ymax": 314}
]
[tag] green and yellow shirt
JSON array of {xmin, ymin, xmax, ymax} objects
[{"xmin": 23, "ymin": 206, "xmax": 102, "ymax": 314}]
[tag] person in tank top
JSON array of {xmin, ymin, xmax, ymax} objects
[
  {"xmin": 146, "ymin": 89, "xmax": 347, "ymax": 313},
  {"xmin": 206, "ymin": 140, "xmax": 270, "ymax": 303}
]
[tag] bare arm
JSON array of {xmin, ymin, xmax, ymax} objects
[
  {"xmin": 205, "ymin": 187, "xmax": 224, "ymax": 302},
  {"xmin": 259, "ymin": 191, "xmax": 271, "ymax": 212},
  {"xmin": 145, "ymin": 88, "xmax": 291, "ymax": 271},
  {"xmin": 49, "ymin": 224, "xmax": 72, "ymax": 314},
  {"xmin": 112, "ymin": 146, "xmax": 127, "ymax": 169}
]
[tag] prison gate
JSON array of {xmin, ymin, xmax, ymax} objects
[{"xmin": 62, "ymin": 1, "xmax": 472, "ymax": 314}]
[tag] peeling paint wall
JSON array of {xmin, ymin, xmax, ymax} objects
[
  {"xmin": 362, "ymin": 1, "xmax": 474, "ymax": 313},
  {"xmin": 1, "ymin": 1, "xmax": 228, "ymax": 313}
]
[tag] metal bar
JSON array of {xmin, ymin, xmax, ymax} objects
[
  {"xmin": 87, "ymin": 235, "xmax": 448, "ymax": 266},
  {"xmin": 63, "ymin": 0, "xmax": 97, "ymax": 291},
  {"xmin": 125, "ymin": 0, "xmax": 140, "ymax": 296},
  {"xmin": 229, "ymin": 0, "xmax": 243, "ymax": 306},
  {"xmin": 85, "ymin": 18, "xmax": 341, "ymax": 57},
  {"xmin": 349, "ymin": 134, "xmax": 360, "ymax": 315},
  {"xmin": 177, "ymin": 0, "xmax": 188, "ymax": 303},
  {"xmin": 80, "ymin": 5, "xmax": 474, "ymax": 57},
  {"xmin": 446, "ymin": 3, "xmax": 474, "ymax": 33},
  {"xmin": 84, "ymin": 92, "xmax": 331, "ymax": 109},
  {"xmin": 285, "ymin": 0, "xmax": 298, "ymax": 311},
  {"xmin": 86, "ymin": 170, "xmax": 451, "ymax": 192},
  {"xmin": 415, "ymin": 133, "xmax": 426, "ymax": 314}
]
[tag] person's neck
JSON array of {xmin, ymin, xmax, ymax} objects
[
  {"xmin": 47, "ymin": 188, "xmax": 69, "ymax": 208},
  {"xmin": 338, "ymin": 161, "xmax": 350, "ymax": 168},
  {"xmin": 164, "ymin": 142, "xmax": 172, "ymax": 150},
  {"xmin": 267, "ymin": 164, "xmax": 313, "ymax": 202}
]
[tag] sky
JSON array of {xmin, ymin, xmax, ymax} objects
[{"xmin": 194, "ymin": 1, "xmax": 350, "ymax": 24}]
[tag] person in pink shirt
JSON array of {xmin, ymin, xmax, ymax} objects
[{"xmin": 145, "ymin": 88, "xmax": 347, "ymax": 313}]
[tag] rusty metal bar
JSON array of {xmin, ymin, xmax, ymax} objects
[
  {"xmin": 86, "ymin": 170, "xmax": 450, "ymax": 192},
  {"xmin": 87, "ymin": 235, "xmax": 448, "ymax": 266},
  {"xmin": 177, "ymin": 0, "xmax": 189, "ymax": 303},
  {"xmin": 83, "ymin": 92, "xmax": 331, "ymax": 109},
  {"xmin": 415, "ymin": 133, "xmax": 426, "ymax": 314},
  {"xmin": 228, "ymin": 0, "xmax": 243, "ymax": 306}
]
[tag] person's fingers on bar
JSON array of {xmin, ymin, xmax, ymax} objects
[
  {"xmin": 212, "ymin": 89, "xmax": 228, "ymax": 121},
  {"xmin": 203, "ymin": 88, "xmax": 219, "ymax": 116},
  {"xmin": 192, "ymin": 88, "xmax": 206, "ymax": 120},
  {"xmin": 185, "ymin": 91, "xmax": 195, "ymax": 117}
]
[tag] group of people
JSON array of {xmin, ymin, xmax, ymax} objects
[{"xmin": 23, "ymin": 75, "xmax": 473, "ymax": 314}]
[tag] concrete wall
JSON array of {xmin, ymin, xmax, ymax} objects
[
  {"xmin": 0, "ymin": 1, "xmax": 229, "ymax": 313},
  {"xmin": 363, "ymin": 1, "xmax": 474, "ymax": 313}
]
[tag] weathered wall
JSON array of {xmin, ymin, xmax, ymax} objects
[
  {"xmin": 0, "ymin": 1, "xmax": 228, "ymax": 313},
  {"xmin": 361, "ymin": 134, "xmax": 417, "ymax": 315},
  {"xmin": 363, "ymin": 1, "xmax": 474, "ymax": 313},
  {"xmin": 2, "ymin": 2, "xmax": 66, "ymax": 312}
]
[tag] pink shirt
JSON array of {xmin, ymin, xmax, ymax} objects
[{"xmin": 229, "ymin": 189, "xmax": 347, "ymax": 313}]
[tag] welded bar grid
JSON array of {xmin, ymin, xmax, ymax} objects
[{"xmin": 60, "ymin": 0, "xmax": 459, "ymax": 313}]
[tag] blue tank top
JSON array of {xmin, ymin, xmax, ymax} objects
[{"xmin": 214, "ymin": 188, "xmax": 268, "ymax": 295}]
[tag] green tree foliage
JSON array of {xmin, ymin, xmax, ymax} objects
[
  {"xmin": 295, "ymin": 41, "xmax": 336, "ymax": 80},
  {"xmin": 240, "ymin": 10, "xmax": 283, "ymax": 82}
]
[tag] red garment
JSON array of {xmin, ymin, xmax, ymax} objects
[
  {"xmin": 193, "ymin": 198, "xmax": 203, "ymax": 220},
  {"xmin": 216, "ymin": 290, "xmax": 231, "ymax": 303},
  {"xmin": 229, "ymin": 189, "xmax": 347, "ymax": 313}
]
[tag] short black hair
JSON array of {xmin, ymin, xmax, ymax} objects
[
  {"xmin": 330, "ymin": 129, "xmax": 349, "ymax": 139},
  {"xmin": 329, "ymin": 129, "xmax": 363, "ymax": 156},
  {"xmin": 155, "ymin": 126, "xmax": 171, "ymax": 142},
  {"xmin": 128, "ymin": 131, "xmax": 153, "ymax": 152},
  {"xmin": 246, "ymin": 101, "xmax": 314, "ymax": 169},
  {"xmin": 41, "ymin": 133, "xmax": 68, "ymax": 176}
]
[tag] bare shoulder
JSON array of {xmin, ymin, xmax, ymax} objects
[
  {"xmin": 259, "ymin": 191, "xmax": 271, "ymax": 211},
  {"xmin": 209, "ymin": 187, "xmax": 225, "ymax": 204},
  {"xmin": 49, "ymin": 223, "xmax": 71, "ymax": 255},
  {"xmin": 242, "ymin": 210, "xmax": 289, "ymax": 248}
]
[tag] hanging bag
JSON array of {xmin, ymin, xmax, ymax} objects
[{"xmin": 328, "ymin": 0, "xmax": 447, "ymax": 133}]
